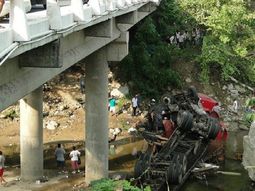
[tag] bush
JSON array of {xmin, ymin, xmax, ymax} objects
[{"xmin": 88, "ymin": 179, "xmax": 151, "ymax": 191}]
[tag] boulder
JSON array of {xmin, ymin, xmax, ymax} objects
[
  {"xmin": 110, "ymin": 88, "xmax": 124, "ymax": 98},
  {"xmin": 243, "ymin": 121, "xmax": 255, "ymax": 181},
  {"xmin": 45, "ymin": 120, "xmax": 59, "ymax": 130}
]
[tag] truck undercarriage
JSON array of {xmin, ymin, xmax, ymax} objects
[{"xmin": 134, "ymin": 88, "xmax": 222, "ymax": 191}]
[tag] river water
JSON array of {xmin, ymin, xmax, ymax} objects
[
  {"xmin": 183, "ymin": 131, "xmax": 252, "ymax": 191},
  {"xmin": 110, "ymin": 130, "xmax": 254, "ymax": 191}
]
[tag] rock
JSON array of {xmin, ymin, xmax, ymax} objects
[
  {"xmin": 226, "ymin": 97, "xmax": 231, "ymax": 102},
  {"xmin": 228, "ymin": 83, "xmax": 234, "ymax": 91},
  {"xmin": 43, "ymin": 112, "xmax": 49, "ymax": 117},
  {"xmin": 222, "ymin": 85, "xmax": 227, "ymax": 90},
  {"xmin": 243, "ymin": 121, "xmax": 255, "ymax": 181},
  {"xmin": 59, "ymin": 104, "xmax": 69, "ymax": 111},
  {"xmin": 128, "ymin": 127, "xmax": 137, "ymax": 134},
  {"xmin": 230, "ymin": 89, "xmax": 239, "ymax": 97},
  {"xmin": 227, "ymin": 122, "xmax": 239, "ymax": 131},
  {"xmin": 185, "ymin": 77, "xmax": 192, "ymax": 83},
  {"xmin": 239, "ymin": 124, "xmax": 249, "ymax": 131},
  {"xmin": 248, "ymin": 121, "xmax": 255, "ymax": 143},
  {"xmin": 45, "ymin": 121, "xmax": 59, "ymax": 130},
  {"xmin": 235, "ymin": 85, "xmax": 246, "ymax": 94},
  {"xmin": 118, "ymin": 85, "xmax": 129, "ymax": 96},
  {"xmin": 110, "ymin": 88, "xmax": 124, "ymax": 98}
]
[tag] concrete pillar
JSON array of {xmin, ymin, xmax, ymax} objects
[
  {"xmin": 85, "ymin": 48, "xmax": 109, "ymax": 184},
  {"xmin": 20, "ymin": 87, "xmax": 43, "ymax": 181}
]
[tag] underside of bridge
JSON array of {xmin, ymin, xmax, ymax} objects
[{"xmin": 0, "ymin": 0, "xmax": 158, "ymax": 184}]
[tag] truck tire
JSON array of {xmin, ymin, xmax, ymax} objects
[
  {"xmin": 177, "ymin": 111, "xmax": 193, "ymax": 132},
  {"xmin": 208, "ymin": 118, "xmax": 221, "ymax": 139},
  {"xmin": 167, "ymin": 163, "xmax": 183, "ymax": 184}
]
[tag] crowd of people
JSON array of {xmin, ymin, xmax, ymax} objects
[{"xmin": 168, "ymin": 27, "xmax": 204, "ymax": 48}]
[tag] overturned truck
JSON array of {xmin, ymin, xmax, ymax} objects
[{"xmin": 134, "ymin": 88, "xmax": 222, "ymax": 191}]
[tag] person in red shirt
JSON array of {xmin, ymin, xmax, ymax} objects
[{"xmin": 162, "ymin": 117, "xmax": 175, "ymax": 138}]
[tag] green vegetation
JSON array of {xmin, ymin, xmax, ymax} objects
[
  {"xmin": 118, "ymin": 17, "xmax": 183, "ymax": 99},
  {"xmin": 87, "ymin": 178, "xmax": 151, "ymax": 191},
  {"xmin": 179, "ymin": 0, "xmax": 255, "ymax": 83},
  {"xmin": 118, "ymin": 0, "xmax": 255, "ymax": 99}
]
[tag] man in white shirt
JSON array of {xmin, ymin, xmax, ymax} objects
[
  {"xmin": 55, "ymin": 144, "xmax": 66, "ymax": 172},
  {"xmin": 132, "ymin": 95, "xmax": 138, "ymax": 116},
  {"xmin": 69, "ymin": 146, "xmax": 81, "ymax": 174}
]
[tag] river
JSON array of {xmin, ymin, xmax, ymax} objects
[{"xmin": 109, "ymin": 130, "xmax": 254, "ymax": 191}]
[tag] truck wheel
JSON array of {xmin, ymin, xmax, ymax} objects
[
  {"xmin": 167, "ymin": 163, "xmax": 177, "ymax": 184},
  {"xmin": 177, "ymin": 111, "xmax": 193, "ymax": 131},
  {"xmin": 167, "ymin": 163, "xmax": 183, "ymax": 184},
  {"xmin": 134, "ymin": 148, "xmax": 152, "ymax": 178},
  {"xmin": 208, "ymin": 118, "xmax": 221, "ymax": 139},
  {"xmin": 134, "ymin": 160, "xmax": 144, "ymax": 178}
]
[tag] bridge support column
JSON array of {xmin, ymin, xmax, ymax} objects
[
  {"xmin": 85, "ymin": 48, "xmax": 109, "ymax": 184},
  {"xmin": 20, "ymin": 87, "xmax": 43, "ymax": 181}
]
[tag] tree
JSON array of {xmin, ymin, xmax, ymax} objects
[
  {"xmin": 179, "ymin": 0, "xmax": 255, "ymax": 83},
  {"xmin": 118, "ymin": 17, "xmax": 181, "ymax": 98}
]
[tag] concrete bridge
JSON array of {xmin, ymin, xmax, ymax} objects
[{"xmin": 0, "ymin": 0, "xmax": 159, "ymax": 184}]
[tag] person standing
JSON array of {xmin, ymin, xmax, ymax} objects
[
  {"xmin": 0, "ymin": 151, "xmax": 7, "ymax": 185},
  {"xmin": 162, "ymin": 117, "xmax": 175, "ymax": 138},
  {"xmin": 109, "ymin": 97, "xmax": 116, "ymax": 114},
  {"xmin": 79, "ymin": 75, "xmax": 85, "ymax": 93},
  {"xmin": 69, "ymin": 146, "xmax": 81, "ymax": 174},
  {"xmin": 132, "ymin": 95, "xmax": 138, "ymax": 116},
  {"xmin": 55, "ymin": 144, "xmax": 66, "ymax": 173}
]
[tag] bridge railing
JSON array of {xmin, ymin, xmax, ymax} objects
[{"xmin": 0, "ymin": 0, "xmax": 160, "ymax": 63}]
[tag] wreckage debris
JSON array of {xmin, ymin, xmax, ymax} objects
[{"xmin": 134, "ymin": 87, "xmax": 223, "ymax": 191}]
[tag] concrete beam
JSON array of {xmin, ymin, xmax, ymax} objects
[
  {"xmin": 84, "ymin": 19, "xmax": 114, "ymax": 38},
  {"xmin": 0, "ymin": 29, "xmax": 120, "ymax": 112},
  {"xmin": 116, "ymin": 10, "xmax": 138, "ymax": 24},
  {"xmin": 19, "ymin": 40, "xmax": 63, "ymax": 68},
  {"xmin": 138, "ymin": 2, "xmax": 155, "ymax": 12},
  {"xmin": 107, "ymin": 31, "xmax": 129, "ymax": 62}
]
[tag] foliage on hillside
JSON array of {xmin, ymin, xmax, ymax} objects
[
  {"xmin": 178, "ymin": 0, "xmax": 255, "ymax": 83},
  {"xmin": 118, "ymin": 0, "xmax": 255, "ymax": 98},
  {"xmin": 118, "ymin": 1, "xmax": 190, "ymax": 98}
]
